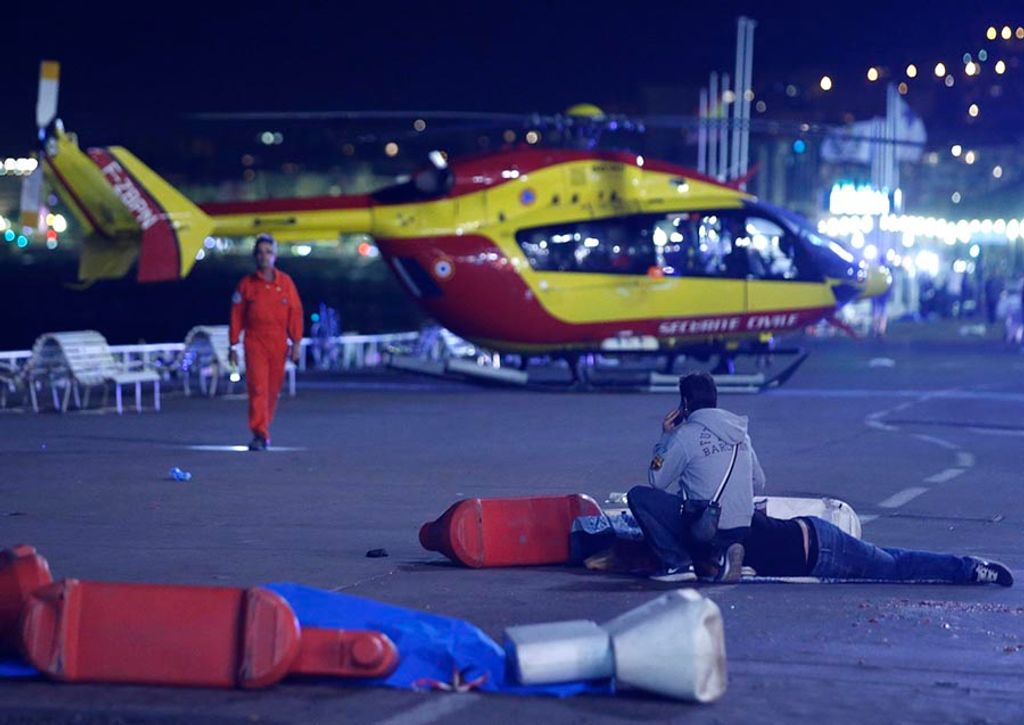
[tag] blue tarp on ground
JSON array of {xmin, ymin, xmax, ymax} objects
[{"xmin": 266, "ymin": 582, "xmax": 612, "ymax": 697}]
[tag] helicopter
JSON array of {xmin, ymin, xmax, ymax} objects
[{"xmin": 27, "ymin": 61, "xmax": 890, "ymax": 385}]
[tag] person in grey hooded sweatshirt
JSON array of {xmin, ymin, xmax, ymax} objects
[{"xmin": 628, "ymin": 371, "xmax": 766, "ymax": 583}]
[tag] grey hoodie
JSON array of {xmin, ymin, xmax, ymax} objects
[{"xmin": 647, "ymin": 407, "xmax": 766, "ymax": 530}]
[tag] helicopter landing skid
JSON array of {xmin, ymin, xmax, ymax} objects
[
  {"xmin": 387, "ymin": 347, "xmax": 808, "ymax": 394},
  {"xmin": 648, "ymin": 347, "xmax": 809, "ymax": 394}
]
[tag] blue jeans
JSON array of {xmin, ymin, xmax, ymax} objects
[
  {"xmin": 628, "ymin": 485, "xmax": 747, "ymax": 569},
  {"xmin": 809, "ymin": 518, "xmax": 976, "ymax": 583}
]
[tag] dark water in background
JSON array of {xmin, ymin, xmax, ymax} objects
[{"xmin": 0, "ymin": 247, "xmax": 424, "ymax": 350}]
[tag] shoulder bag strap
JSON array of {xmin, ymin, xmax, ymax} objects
[{"xmin": 710, "ymin": 444, "xmax": 741, "ymax": 505}]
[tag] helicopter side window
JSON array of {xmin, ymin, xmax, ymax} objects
[
  {"xmin": 515, "ymin": 217, "xmax": 657, "ymax": 275},
  {"xmin": 743, "ymin": 215, "xmax": 818, "ymax": 281},
  {"xmin": 691, "ymin": 212, "xmax": 745, "ymax": 278}
]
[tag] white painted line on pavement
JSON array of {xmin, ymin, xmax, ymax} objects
[
  {"xmin": 865, "ymin": 417, "xmax": 898, "ymax": 432},
  {"xmin": 878, "ymin": 487, "xmax": 929, "ymax": 509},
  {"xmin": 955, "ymin": 451, "xmax": 975, "ymax": 468},
  {"xmin": 968, "ymin": 427, "xmax": 1024, "ymax": 437},
  {"xmin": 185, "ymin": 445, "xmax": 308, "ymax": 452},
  {"xmin": 923, "ymin": 468, "xmax": 965, "ymax": 484},
  {"xmin": 912, "ymin": 433, "xmax": 960, "ymax": 451},
  {"xmin": 375, "ymin": 693, "xmax": 483, "ymax": 725}
]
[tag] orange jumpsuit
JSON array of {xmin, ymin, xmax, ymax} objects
[{"xmin": 229, "ymin": 270, "xmax": 303, "ymax": 441}]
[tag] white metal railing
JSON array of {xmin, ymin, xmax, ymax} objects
[{"xmin": 0, "ymin": 331, "xmax": 422, "ymax": 410}]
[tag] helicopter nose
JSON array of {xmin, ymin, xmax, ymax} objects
[{"xmin": 856, "ymin": 264, "xmax": 892, "ymax": 300}]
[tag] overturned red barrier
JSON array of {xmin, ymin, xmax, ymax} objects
[
  {"xmin": 21, "ymin": 580, "xmax": 301, "ymax": 688},
  {"xmin": 0, "ymin": 545, "xmax": 53, "ymax": 655},
  {"xmin": 292, "ymin": 628, "xmax": 398, "ymax": 679},
  {"xmin": 419, "ymin": 494, "xmax": 602, "ymax": 568}
]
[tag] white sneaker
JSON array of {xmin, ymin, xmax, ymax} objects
[{"xmin": 649, "ymin": 564, "xmax": 697, "ymax": 583}]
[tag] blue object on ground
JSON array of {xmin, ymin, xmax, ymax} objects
[
  {"xmin": 267, "ymin": 582, "xmax": 613, "ymax": 697},
  {"xmin": 0, "ymin": 659, "xmax": 38, "ymax": 678},
  {"xmin": 169, "ymin": 467, "xmax": 192, "ymax": 482}
]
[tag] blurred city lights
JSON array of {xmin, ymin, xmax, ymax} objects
[
  {"xmin": 944, "ymin": 74, "xmax": 955, "ymax": 87},
  {"xmin": 968, "ymin": 103, "xmax": 979, "ymax": 117},
  {"xmin": 993, "ymin": 165, "xmax": 1003, "ymax": 178},
  {"xmin": 986, "ymin": 26, "xmax": 997, "ymax": 41},
  {"xmin": 965, "ymin": 61, "xmax": 979, "ymax": 76},
  {"xmin": 866, "ymin": 67, "xmax": 879, "ymax": 82},
  {"xmin": 863, "ymin": 244, "xmax": 879, "ymax": 261},
  {"xmin": 1018, "ymin": 27, "xmax": 1024, "ymax": 40},
  {"xmin": 964, "ymin": 150, "xmax": 976, "ymax": 164},
  {"xmin": 413, "ymin": 119, "xmax": 427, "ymax": 132},
  {"xmin": 384, "ymin": 141, "xmax": 399, "ymax": 156},
  {"xmin": 969, "ymin": 244, "xmax": 981, "ymax": 259},
  {"xmin": 293, "ymin": 245, "xmax": 312, "ymax": 256},
  {"xmin": 995, "ymin": 59, "xmax": 1006, "ymax": 74},
  {"xmin": 525, "ymin": 130, "xmax": 540, "ymax": 144},
  {"xmin": 951, "ymin": 191, "xmax": 962, "ymax": 203},
  {"xmin": 905, "ymin": 64, "xmax": 918, "ymax": 78},
  {"xmin": 1001, "ymin": 26, "xmax": 1012, "ymax": 40},
  {"xmin": 0, "ymin": 157, "xmax": 39, "ymax": 176},
  {"xmin": 916, "ymin": 251, "xmax": 940, "ymax": 276},
  {"xmin": 897, "ymin": 82, "xmax": 909, "ymax": 95},
  {"xmin": 978, "ymin": 49, "xmax": 989, "ymax": 62},
  {"xmin": 819, "ymin": 76, "xmax": 833, "ymax": 91},
  {"xmin": 357, "ymin": 241, "xmax": 379, "ymax": 258},
  {"xmin": 934, "ymin": 62, "xmax": 946, "ymax": 77},
  {"xmin": 503, "ymin": 129, "xmax": 516, "ymax": 143},
  {"xmin": 755, "ymin": 100, "xmax": 767, "ymax": 113}
]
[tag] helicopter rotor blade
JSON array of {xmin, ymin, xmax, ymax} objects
[{"xmin": 35, "ymin": 60, "xmax": 60, "ymax": 134}]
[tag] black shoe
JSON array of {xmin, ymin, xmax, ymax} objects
[
  {"xmin": 972, "ymin": 559, "xmax": 1013, "ymax": 587},
  {"xmin": 248, "ymin": 436, "xmax": 267, "ymax": 452},
  {"xmin": 649, "ymin": 564, "xmax": 697, "ymax": 583}
]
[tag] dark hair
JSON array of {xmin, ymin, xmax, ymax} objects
[
  {"xmin": 679, "ymin": 371, "xmax": 717, "ymax": 412},
  {"xmin": 253, "ymin": 233, "xmax": 277, "ymax": 255}
]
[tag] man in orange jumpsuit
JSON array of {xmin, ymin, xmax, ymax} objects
[{"xmin": 229, "ymin": 234, "xmax": 304, "ymax": 451}]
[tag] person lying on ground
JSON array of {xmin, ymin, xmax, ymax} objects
[{"xmin": 740, "ymin": 511, "xmax": 1013, "ymax": 586}]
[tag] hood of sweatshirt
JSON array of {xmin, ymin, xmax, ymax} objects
[{"xmin": 687, "ymin": 408, "xmax": 749, "ymax": 444}]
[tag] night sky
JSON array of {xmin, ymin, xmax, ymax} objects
[{"xmin": 4, "ymin": 1, "xmax": 1024, "ymax": 150}]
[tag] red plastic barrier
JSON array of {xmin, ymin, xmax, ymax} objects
[
  {"xmin": 292, "ymin": 628, "xmax": 398, "ymax": 679},
  {"xmin": 419, "ymin": 494, "xmax": 603, "ymax": 568},
  {"xmin": 21, "ymin": 580, "xmax": 301, "ymax": 689},
  {"xmin": 0, "ymin": 545, "xmax": 53, "ymax": 655}
]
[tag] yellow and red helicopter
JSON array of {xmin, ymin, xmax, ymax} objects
[{"xmin": 27, "ymin": 62, "xmax": 889, "ymax": 385}]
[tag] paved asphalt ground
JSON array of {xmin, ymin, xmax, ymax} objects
[{"xmin": 1, "ymin": 321, "xmax": 1022, "ymax": 723}]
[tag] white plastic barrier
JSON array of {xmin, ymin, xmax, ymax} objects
[{"xmin": 505, "ymin": 589, "xmax": 727, "ymax": 703}]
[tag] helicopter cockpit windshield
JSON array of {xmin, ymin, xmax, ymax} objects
[{"xmin": 515, "ymin": 205, "xmax": 826, "ymax": 283}]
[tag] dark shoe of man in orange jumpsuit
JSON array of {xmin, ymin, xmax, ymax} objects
[{"xmin": 228, "ymin": 234, "xmax": 304, "ymax": 451}]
